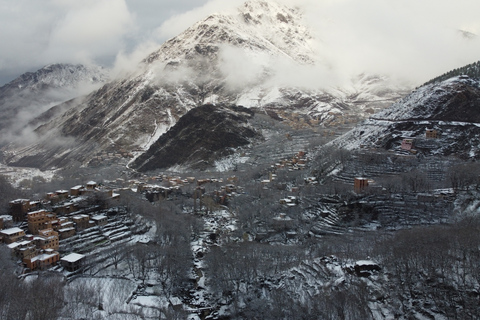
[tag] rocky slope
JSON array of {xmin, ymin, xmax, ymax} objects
[
  {"xmin": 332, "ymin": 75, "xmax": 480, "ymax": 159},
  {"xmin": 0, "ymin": 63, "xmax": 109, "ymax": 139},
  {"xmin": 1, "ymin": 0, "xmax": 409, "ymax": 170},
  {"xmin": 131, "ymin": 104, "xmax": 260, "ymax": 171}
]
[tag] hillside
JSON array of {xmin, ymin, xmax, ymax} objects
[
  {"xmin": 131, "ymin": 104, "xmax": 260, "ymax": 171},
  {"xmin": 333, "ymin": 76, "xmax": 480, "ymax": 159},
  {"xmin": 423, "ymin": 60, "xmax": 480, "ymax": 86},
  {"xmin": 0, "ymin": 63, "xmax": 108, "ymax": 142}
]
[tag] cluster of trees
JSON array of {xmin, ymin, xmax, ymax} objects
[
  {"xmin": 423, "ymin": 60, "xmax": 480, "ymax": 86},
  {"xmin": 376, "ymin": 219, "xmax": 480, "ymax": 318},
  {"xmin": 197, "ymin": 216, "xmax": 480, "ymax": 319}
]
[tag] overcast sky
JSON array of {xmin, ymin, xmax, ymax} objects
[
  {"xmin": 0, "ymin": 0, "xmax": 215, "ymax": 85},
  {"xmin": 0, "ymin": 0, "xmax": 479, "ymax": 86}
]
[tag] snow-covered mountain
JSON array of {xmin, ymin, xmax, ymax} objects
[
  {"xmin": 0, "ymin": 63, "xmax": 109, "ymax": 142},
  {"xmin": 332, "ymin": 75, "xmax": 480, "ymax": 159},
  {"xmin": 2, "ymin": 0, "xmax": 409, "ymax": 170}
]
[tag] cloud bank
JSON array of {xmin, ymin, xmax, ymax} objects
[
  {"xmin": 0, "ymin": 0, "xmax": 137, "ymax": 82},
  {"xmin": 157, "ymin": 0, "xmax": 480, "ymax": 85},
  {"xmin": 1, "ymin": 0, "xmax": 479, "ymax": 87},
  {"xmin": 295, "ymin": 0, "xmax": 480, "ymax": 83}
]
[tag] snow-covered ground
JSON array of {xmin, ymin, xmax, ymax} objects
[{"xmin": 0, "ymin": 163, "xmax": 56, "ymax": 187}]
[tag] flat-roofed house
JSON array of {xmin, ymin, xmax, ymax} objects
[
  {"xmin": 70, "ymin": 185, "xmax": 87, "ymax": 196},
  {"xmin": 72, "ymin": 215, "xmax": 90, "ymax": 231},
  {"xmin": 8, "ymin": 240, "xmax": 37, "ymax": 260},
  {"xmin": 61, "ymin": 253, "xmax": 85, "ymax": 272},
  {"xmin": 27, "ymin": 210, "xmax": 57, "ymax": 235},
  {"xmin": 91, "ymin": 215, "xmax": 108, "ymax": 226},
  {"xmin": 1, "ymin": 227, "xmax": 26, "ymax": 244},
  {"xmin": 86, "ymin": 181, "xmax": 98, "ymax": 190},
  {"xmin": 34, "ymin": 229, "xmax": 60, "ymax": 250},
  {"xmin": 426, "ymin": 128, "xmax": 438, "ymax": 139},
  {"xmin": 24, "ymin": 250, "xmax": 60, "ymax": 270},
  {"xmin": 58, "ymin": 227, "xmax": 76, "ymax": 240}
]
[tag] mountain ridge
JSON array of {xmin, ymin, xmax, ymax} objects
[
  {"xmin": 131, "ymin": 104, "xmax": 260, "ymax": 172},
  {"xmin": 332, "ymin": 75, "xmax": 480, "ymax": 159},
  {"xmin": 0, "ymin": 63, "xmax": 109, "ymax": 142},
  {"xmin": 1, "ymin": 0, "xmax": 409, "ymax": 170}
]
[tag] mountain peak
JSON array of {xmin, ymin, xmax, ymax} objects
[
  {"xmin": 0, "ymin": 63, "xmax": 109, "ymax": 135},
  {"xmin": 3, "ymin": 63, "xmax": 109, "ymax": 93},
  {"xmin": 144, "ymin": 0, "xmax": 314, "ymax": 65},
  {"xmin": 240, "ymin": 0, "xmax": 298, "ymax": 24}
]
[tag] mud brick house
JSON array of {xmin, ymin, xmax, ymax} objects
[
  {"xmin": 53, "ymin": 201, "xmax": 78, "ymax": 215},
  {"xmin": 426, "ymin": 128, "xmax": 438, "ymax": 139},
  {"xmin": 1, "ymin": 227, "xmax": 26, "ymax": 244},
  {"xmin": 27, "ymin": 210, "xmax": 57, "ymax": 235},
  {"xmin": 91, "ymin": 215, "xmax": 108, "ymax": 226},
  {"xmin": 72, "ymin": 215, "xmax": 91, "ymax": 231},
  {"xmin": 354, "ymin": 177, "xmax": 369, "ymax": 193},
  {"xmin": 58, "ymin": 227, "xmax": 76, "ymax": 240},
  {"xmin": 55, "ymin": 190, "xmax": 69, "ymax": 200},
  {"xmin": 9, "ymin": 199, "xmax": 31, "ymax": 222},
  {"xmin": 8, "ymin": 240, "xmax": 37, "ymax": 260},
  {"xmin": 33, "ymin": 229, "xmax": 60, "ymax": 251},
  {"xmin": 70, "ymin": 185, "xmax": 87, "ymax": 196},
  {"xmin": 24, "ymin": 249, "xmax": 60, "ymax": 271},
  {"xmin": 86, "ymin": 181, "xmax": 98, "ymax": 190}
]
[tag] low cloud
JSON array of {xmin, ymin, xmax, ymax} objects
[
  {"xmin": 0, "ymin": 79, "xmax": 103, "ymax": 146},
  {"xmin": 158, "ymin": 0, "xmax": 480, "ymax": 85},
  {"xmin": 1, "ymin": 0, "xmax": 479, "ymax": 90},
  {"xmin": 112, "ymin": 41, "xmax": 160, "ymax": 78},
  {"xmin": 44, "ymin": 0, "xmax": 134, "ymax": 64},
  {"xmin": 0, "ymin": 0, "xmax": 134, "ymax": 82},
  {"xmin": 294, "ymin": 0, "xmax": 480, "ymax": 84},
  {"xmin": 217, "ymin": 45, "xmax": 271, "ymax": 90}
]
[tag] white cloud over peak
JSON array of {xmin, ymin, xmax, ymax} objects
[{"xmin": 0, "ymin": 0, "xmax": 479, "ymax": 86}]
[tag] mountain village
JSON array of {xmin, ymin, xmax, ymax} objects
[{"xmin": 0, "ymin": 0, "xmax": 480, "ymax": 319}]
